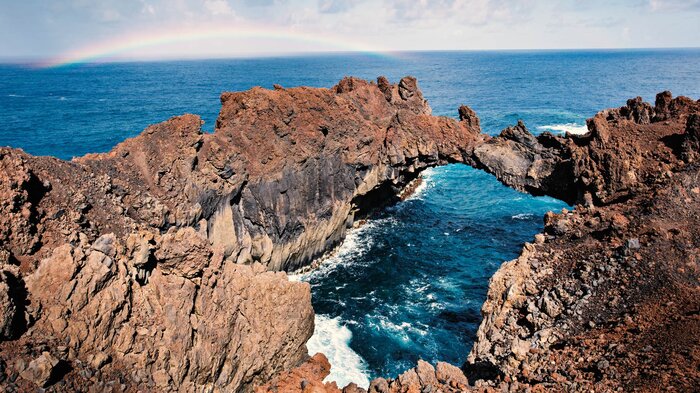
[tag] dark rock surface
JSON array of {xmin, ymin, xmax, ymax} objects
[
  {"xmin": 471, "ymin": 92, "xmax": 700, "ymax": 207},
  {"xmin": 3, "ymin": 75, "xmax": 698, "ymax": 392}
]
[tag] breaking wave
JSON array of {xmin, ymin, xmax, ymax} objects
[
  {"xmin": 537, "ymin": 123, "xmax": 589, "ymax": 135},
  {"xmin": 306, "ymin": 314, "xmax": 371, "ymax": 388}
]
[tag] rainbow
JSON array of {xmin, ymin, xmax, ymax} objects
[{"xmin": 37, "ymin": 25, "xmax": 401, "ymax": 68}]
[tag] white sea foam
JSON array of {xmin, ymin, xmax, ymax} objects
[
  {"xmin": 307, "ymin": 314, "xmax": 371, "ymax": 389},
  {"xmin": 403, "ymin": 167, "xmax": 435, "ymax": 201},
  {"xmin": 369, "ymin": 315, "xmax": 428, "ymax": 343},
  {"xmin": 537, "ymin": 123, "xmax": 589, "ymax": 135},
  {"xmin": 291, "ymin": 217, "xmax": 396, "ymax": 281},
  {"xmin": 511, "ymin": 213, "xmax": 535, "ymax": 220}
]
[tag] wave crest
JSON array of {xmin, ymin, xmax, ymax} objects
[
  {"xmin": 307, "ymin": 314, "xmax": 371, "ymax": 388},
  {"xmin": 537, "ymin": 123, "xmax": 589, "ymax": 135}
]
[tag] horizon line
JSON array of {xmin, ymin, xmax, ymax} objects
[{"xmin": 2, "ymin": 46, "xmax": 699, "ymax": 67}]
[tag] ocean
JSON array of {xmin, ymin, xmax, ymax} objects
[{"xmin": 2, "ymin": 49, "xmax": 700, "ymax": 387}]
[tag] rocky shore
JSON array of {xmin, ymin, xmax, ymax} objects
[
  {"xmin": 256, "ymin": 93, "xmax": 700, "ymax": 392},
  {"xmin": 0, "ymin": 77, "xmax": 480, "ymax": 391},
  {"xmin": 1, "ymin": 76, "xmax": 698, "ymax": 392}
]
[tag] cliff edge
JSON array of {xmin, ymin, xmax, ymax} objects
[
  {"xmin": 0, "ymin": 76, "xmax": 480, "ymax": 391},
  {"xmin": 259, "ymin": 92, "xmax": 700, "ymax": 392}
]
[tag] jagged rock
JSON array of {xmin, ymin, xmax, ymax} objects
[
  {"xmin": 0, "ymin": 273, "xmax": 16, "ymax": 339},
  {"xmin": 0, "ymin": 76, "xmax": 479, "ymax": 275},
  {"xmin": 472, "ymin": 92, "xmax": 700, "ymax": 206},
  {"xmin": 342, "ymin": 383, "xmax": 367, "ymax": 393},
  {"xmin": 88, "ymin": 351, "xmax": 110, "ymax": 370},
  {"xmin": 0, "ymin": 77, "xmax": 481, "ymax": 392},
  {"xmin": 20, "ymin": 352, "xmax": 59, "ymax": 387},
  {"xmin": 459, "ymin": 105, "xmax": 480, "ymax": 130},
  {"xmin": 3, "ymin": 75, "xmax": 699, "ymax": 392},
  {"xmin": 368, "ymin": 378, "xmax": 389, "ymax": 393},
  {"xmin": 261, "ymin": 358, "xmax": 470, "ymax": 393},
  {"xmin": 683, "ymin": 113, "xmax": 700, "ymax": 160},
  {"xmin": 435, "ymin": 361, "xmax": 468, "ymax": 386},
  {"xmin": 464, "ymin": 92, "xmax": 700, "ymax": 391},
  {"xmin": 21, "ymin": 235, "xmax": 314, "ymax": 391},
  {"xmin": 254, "ymin": 353, "xmax": 340, "ymax": 393},
  {"xmin": 470, "ymin": 120, "xmax": 575, "ymax": 203},
  {"xmin": 155, "ymin": 227, "xmax": 211, "ymax": 278}
]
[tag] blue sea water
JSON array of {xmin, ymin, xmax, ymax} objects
[{"xmin": 2, "ymin": 49, "xmax": 700, "ymax": 386}]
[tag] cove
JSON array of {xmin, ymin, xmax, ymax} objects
[{"xmin": 296, "ymin": 164, "xmax": 567, "ymax": 386}]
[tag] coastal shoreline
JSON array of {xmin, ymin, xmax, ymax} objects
[{"xmin": 1, "ymin": 77, "xmax": 698, "ymax": 392}]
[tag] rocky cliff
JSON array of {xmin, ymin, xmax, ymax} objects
[
  {"xmin": 0, "ymin": 76, "xmax": 480, "ymax": 391},
  {"xmin": 257, "ymin": 92, "xmax": 700, "ymax": 392},
  {"xmin": 465, "ymin": 92, "xmax": 700, "ymax": 391},
  {"xmin": 2, "ymin": 76, "xmax": 698, "ymax": 392}
]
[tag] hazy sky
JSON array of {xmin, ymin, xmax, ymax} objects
[{"xmin": 1, "ymin": 0, "xmax": 699, "ymax": 62}]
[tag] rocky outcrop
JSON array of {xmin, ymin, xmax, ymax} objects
[
  {"xmin": 269, "ymin": 91, "xmax": 700, "ymax": 393},
  {"xmin": 19, "ymin": 233, "xmax": 313, "ymax": 391},
  {"xmin": 256, "ymin": 355, "xmax": 470, "ymax": 393},
  {"xmin": 471, "ymin": 120, "xmax": 575, "ymax": 203},
  {"xmin": 0, "ymin": 76, "xmax": 478, "ymax": 274},
  {"xmin": 6, "ymin": 73, "xmax": 697, "ymax": 392},
  {"xmin": 465, "ymin": 93, "xmax": 700, "ymax": 391},
  {"xmin": 0, "ymin": 76, "xmax": 480, "ymax": 391},
  {"xmin": 471, "ymin": 92, "xmax": 700, "ymax": 207}
]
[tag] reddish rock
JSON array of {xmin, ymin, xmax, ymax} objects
[
  {"xmin": 472, "ymin": 92, "xmax": 700, "ymax": 206},
  {"xmin": 0, "ymin": 76, "xmax": 481, "ymax": 391},
  {"xmin": 466, "ymin": 92, "xmax": 700, "ymax": 391}
]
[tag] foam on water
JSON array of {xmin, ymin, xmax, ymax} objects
[
  {"xmin": 307, "ymin": 314, "xmax": 371, "ymax": 388},
  {"xmin": 537, "ymin": 123, "xmax": 589, "ymax": 135},
  {"xmin": 294, "ymin": 217, "xmax": 396, "ymax": 282},
  {"xmin": 403, "ymin": 167, "xmax": 436, "ymax": 202}
]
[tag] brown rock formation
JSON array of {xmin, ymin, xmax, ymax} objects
[
  {"xmin": 0, "ymin": 76, "xmax": 480, "ymax": 391},
  {"xmin": 258, "ymin": 92, "xmax": 700, "ymax": 392},
  {"xmin": 256, "ymin": 355, "xmax": 470, "ymax": 393},
  {"xmin": 465, "ymin": 92, "xmax": 700, "ymax": 391},
  {"xmin": 5, "ymin": 72, "xmax": 696, "ymax": 392},
  {"xmin": 471, "ymin": 92, "xmax": 699, "ymax": 207}
]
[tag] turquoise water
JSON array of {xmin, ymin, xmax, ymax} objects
[{"xmin": 2, "ymin": 49, "xmax": 699, "ymax": 386}]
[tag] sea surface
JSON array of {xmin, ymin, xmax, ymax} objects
[{"xmin": 2, "ymin": 49, "xmax": 700, "ymax": 387}]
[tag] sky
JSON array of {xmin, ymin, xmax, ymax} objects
[{"xmin": 1, "ymin": 0, "xmax": 699, "ymax": 63}]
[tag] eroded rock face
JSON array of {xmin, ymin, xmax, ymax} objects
[
  {"xmin": 0, "ymin": 272, "xmax": 17, "ymax": 340},
  {"xmin": 0, "ymin": 76, "xmax": 479, "ymax": 274},
  {"xmin": 471, "ymin": 120, "xmax": 575, "ymax": 202},
  {"xmin": 472, "ymin": 93, "xmax": 700, "ymax": 206},
  {"xmin": 252, "ymin": 92, "xmax": 700, "ymax": 392},
  {"xmin": 0, "ymin": 76, "xmax": 481, "ymax": 391},
  {"xmin": 465, "ymin": 93, "xmax": 700, "ymax": 391},
  {"xmin": 19, "ymin": 233, "xmax": 313, "ymax": 391}
]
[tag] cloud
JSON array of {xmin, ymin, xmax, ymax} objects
[
  {"xmin": 383, "ymin": 0, "xmax": 533, "ymax": 26},
  {"xmin": 318, "ymin": 0, "xmax": 362, "ymax": 14},
  {"xmin": 204, "ymin": 0, "xmax": 236, "ymax": 16},
  {"xmin": 648, "ymin": 0, "xmax": 700, "ymax": 11},
  {"xmin": 0, "ymin": 0, "xmax": 698, "ymax": 59}
]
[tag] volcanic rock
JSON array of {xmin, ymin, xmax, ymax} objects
[
  {"xmin": 258, "ymin": 357, "xmax": 469, "ymax": 393},
  {"xmin": 465, "ymin": 92, "xmax": 700, "ymax": 391},
  {"xmin": 0, "ymin": 76, "xmax": 480, "ymax": 391},
  {"xmin": 20, "ymin": 352, "xmax": 59, "ymax": 388}
]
